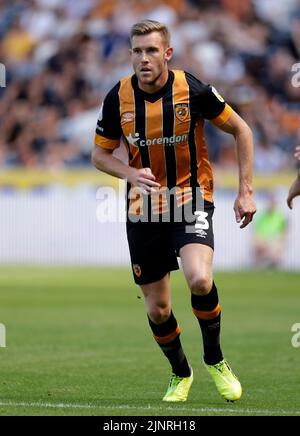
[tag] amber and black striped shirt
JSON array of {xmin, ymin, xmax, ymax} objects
[{"xmin": 94, "ymin": 70, "xmax": 232, "ymax": 212}]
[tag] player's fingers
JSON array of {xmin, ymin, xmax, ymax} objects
[
  {"xmin": 139, "ymin": 184, "xmax": 159, "ymax": 195},
  {"xmin": 138, "ymin": 182, "xmax": 161, "ymax": 194},
  {"xmin": 138, "ymin": 177, "xmax": 160, "ymax": 187},
  {"xmin": 136, "ymin": 185, "xmax": 149, "ymax": 195},
  {"xmin": 294, "ymin": 146, "xmax": 300, "ymax": 158},
  {"xmin": 143, "ymin": 168, "xmax": 156, "ymax": 179},
  {"xmin": 149, "ymin": 187, "xmax": 161, "ymax": 194},
  {"xmin": 234, "ymin": 206, "xmax": 241, "ymax": 223},
  {"xmin": 240, "ymin": 212, "xmax": 253, "ymax": 229}
]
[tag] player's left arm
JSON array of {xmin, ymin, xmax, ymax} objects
[
  {"xmin": 287, "ymin": 145, "xmax": 300, "ymax": 209},
  {"xmin": 287, "ymin": 176, "xmax": 300, "ymax": 209},
  {"xmin": 190, "ymin": 77, "xmax": 256, "ymax": 227},
  {"xmin": 215, "ymin": 110, "xmax": 257, "ymax": 228}
]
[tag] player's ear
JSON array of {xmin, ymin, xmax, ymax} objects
[{"xmin": 165, "ymin": 47, "xmax": 173, "ymax": 62}]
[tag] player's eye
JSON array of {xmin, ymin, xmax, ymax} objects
[{"xmin": 147, "ymin": 47, "xmax": 158, "ymax": 53}]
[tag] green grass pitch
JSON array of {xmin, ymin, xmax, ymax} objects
[{"xmin": 0, "ymin": 267, "xmax": 299, "ymax": 416}]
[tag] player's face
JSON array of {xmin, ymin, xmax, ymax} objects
[{"xmin": 130, "ymin": 32, "xmax": 173, "ymax": 91}]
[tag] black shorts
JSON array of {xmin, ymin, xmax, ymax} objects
[{"xmin": 126, "ymin": 202, "xmax": 215, "ymax": 285}]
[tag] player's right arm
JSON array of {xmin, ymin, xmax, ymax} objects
[
  {"xmin": 92, "ymin": 83, "xmax": 160, "ymax": 193},
  {"xmin": 92, "ymin": 146, "xmax": 160, "ymax": 193}
]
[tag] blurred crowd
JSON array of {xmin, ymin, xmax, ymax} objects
[{"xmin": 0, "ymin": 0, "xmax": 300, "ymax": 171}]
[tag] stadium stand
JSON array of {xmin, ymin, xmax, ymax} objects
[{"xmin": 0, "ymin": 0, "xmax": 299, "ymax": 172}]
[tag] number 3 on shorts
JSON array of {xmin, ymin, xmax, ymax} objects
[{"xmin": 194, "ymin": 211, "xmax": 209, "ymax": 230}]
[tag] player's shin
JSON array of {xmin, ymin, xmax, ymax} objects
[
  {"xmin": 148, "ymin": 311, "xmax": 191, "ymax": 377},
  {"xmin": 191, "ymin": 282, "xmax": 223, "ymax": 365}
]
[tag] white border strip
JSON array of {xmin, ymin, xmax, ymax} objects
[{"xmin": 0, "ymin": 401, "xmax": 299, "ymax": 415}]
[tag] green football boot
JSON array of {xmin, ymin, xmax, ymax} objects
[
  {"xmin": 162, "ymin": 368, "xmax": 193, "ymax": 402},
  {"xmin": 204, "ymin": 359, "xmax": 242, "ymax": 402}
]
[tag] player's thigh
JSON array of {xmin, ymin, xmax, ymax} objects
[
  {"xmin": 126, "ymin": 221, "xmax": 179, "ymax": 285},
  {"xmin": 179, "ymin": 243, "xmax": 214, "ymax": 294},
  {"xmin": 172, "ymin": 203, "xmax": 214, "ymax": 293}
]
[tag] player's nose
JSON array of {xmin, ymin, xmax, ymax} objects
[{"xmin": 141, "ymin": 51, "xmax": 149, "ymax": 62}]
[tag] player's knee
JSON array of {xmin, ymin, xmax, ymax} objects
[
  {"xmin": 148, "ymin": 304, "xmax": 170, "ymax": 324},
  {"xmin": 189, "ymin": 274, "xmax": 212, "ymax": 295}
]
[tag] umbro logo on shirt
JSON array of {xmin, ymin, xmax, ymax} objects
[{"xmin": 122, "ymin": 112, "xmax": 134, "ymax": 123}]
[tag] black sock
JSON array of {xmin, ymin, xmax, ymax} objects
[
  {"xmin": 148, "ymin": 312, "xmax": 191, "ymax": 377},
  {"xmin": 191, "ymin": 282, "xmax": 223, "ymax": 365}
]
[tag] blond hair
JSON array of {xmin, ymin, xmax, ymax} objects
[{"xmin": 130, "ymin": 20, "xmax": 170, "ymax": 47}]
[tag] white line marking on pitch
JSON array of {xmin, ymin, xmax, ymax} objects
[{"xmin": 0, "ymin": 401, "xmax": 299, "ymax": 415}]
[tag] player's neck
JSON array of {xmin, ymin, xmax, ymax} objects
[{"xmin": 138, "ymin": 69, "xmax": 169, "ymax": 94}]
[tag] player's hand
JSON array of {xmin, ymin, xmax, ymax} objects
[
  {"xmin": 294, "ymin": 146, "xmax": 300, "ymax": 160},
  {"xmin": 234, "ymin": 194, "xmax": 256, "ymax": 229},
  {"xmin": 287, "ymin": 176, "xmax": 300, "ymax": 209},
  {"xmin": 128, "ymin": 167, "xmax": 160, "ymax": 194}
]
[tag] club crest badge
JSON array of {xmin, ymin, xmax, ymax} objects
[
  {"xmin": 133, "ymin": 264, "xmax": 142, "ymax": 277},
  {"xmin": 175, "ymin": 103, "xmax": 189, "ymax": 122}
]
